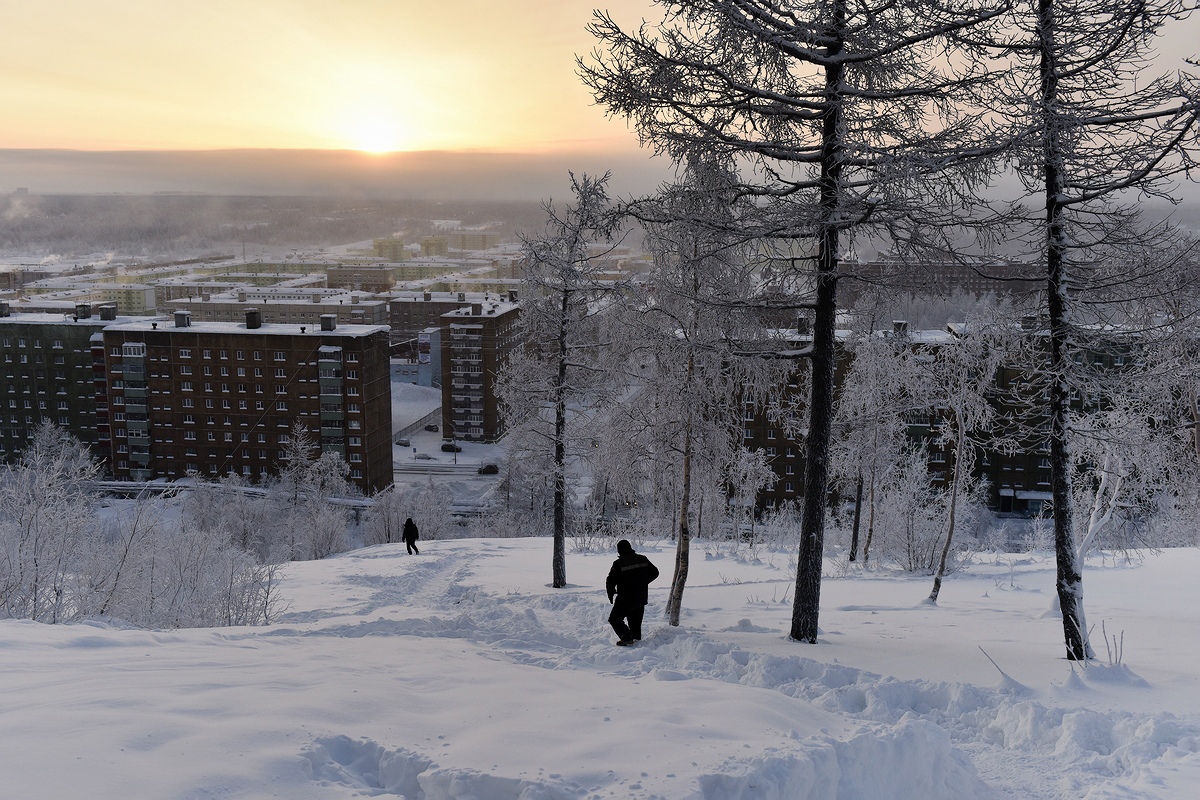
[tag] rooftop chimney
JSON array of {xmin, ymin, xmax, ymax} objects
[
  {"xmin": 423, "ymin": 291, "xmax": 432, "ymax": 302},
  {"xmin": 320, "ymin": 314, "xmax": 337, "ymax": 331},
  {"xmin": 312, "ymin": 293, "xmax": 322, "ymax": 304},
  {"xmin": 175, "ymin": 310, "xmax": 192, "ymax": 328},
  {"xmin": 75, "ymin": 303, "xmax": 92, "ymax": 320},
  {"xmin": 237, "ymin": 290, "xmax": 247, "ymax": 302},
  {"xmin": 98, "ymin": 304, "xmax": 117, "ymax": 321},
  {"xmin": 471, "ymin": 303, "xmax": 483, "ymax": 316},
  {"xmin": 0, "ymin": 301, "xmax": 9, "ymax": 318},
  {"xmin": 245, "ymin": 308, "xmax": 262, "ymax": 329}
]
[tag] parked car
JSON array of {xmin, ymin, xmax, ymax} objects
[
  {"xmin": 424, "ymin": 424, "xmax": 439, "ymax": 432},
  {"xmin": 395, "ymin": 437, "xmax": 410, "ymax": 447},
  {"xmin": 413, "ymin": 453, "xmax": 434, "ymax": 460},
  {"xmin": 441, "ymin": 442, "xmax": 462, "ymax": 453},
  {"xmin": 477, "ymin": 463, "xmax": 499, "ymax": 475}
]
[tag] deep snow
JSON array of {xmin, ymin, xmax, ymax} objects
[{"xmin": 2, "ymin": 536, "xmax": 1198, "ymax": 799}]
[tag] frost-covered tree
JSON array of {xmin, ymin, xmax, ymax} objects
[
  {"xmin": 267, "ymin": 422, "xmax": 352, "ymax": 561},
  {"xmin": 921, "ymin": 320, "xmax": 1007, "ymax": 602},
  {"xmin": 831, "ymin": 328, "xmax": 922, "ymax": 565},
  {"xmin": 583, "ymin": 0, "xmax": 1007, "ymax": 642},
  {"xmin": 612, "ymin": 157, "xmax": 785, "ymax": 625},
  {"xmin": 0, "ymin": 422, "xmax": 99, "ymax": 622},
  {"xmin": 981, "ymin": 0, "xmax": 1200, "ymax": 659},
  {"xmin": 498, "ymin": 173, "xmax": 624, "ymax": 588}
]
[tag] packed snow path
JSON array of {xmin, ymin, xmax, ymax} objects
[{"xmin": 1, "ymin": 538, "xmax": 1198, "ymax": 798}]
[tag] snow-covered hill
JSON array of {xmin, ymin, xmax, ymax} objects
[{"xmin": 2, "ymin": 537, "xmax": 1198, "ymax": 799}]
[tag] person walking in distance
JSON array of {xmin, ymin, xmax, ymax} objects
[
  {"xmin": 402, "ymin": 517, "xmax": 420, "ymax": 555},
  {"xmin": 606, "ymin": 539, "xmax": 659, "ymax": 646}
]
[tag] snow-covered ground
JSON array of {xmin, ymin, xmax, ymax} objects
[{"xmin": 2, "ymin": 537, "xmax": 1198, "ymax": 799}]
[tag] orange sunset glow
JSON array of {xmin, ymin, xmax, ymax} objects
[{"xmin": 0, "ymin": 0, "xmax": 656, "ymax": 155}]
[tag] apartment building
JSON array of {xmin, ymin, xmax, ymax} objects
[
  {"xmin": 166, "ymin": 289, "xmax": 388, "ymax": 327},
  {"xmin": 440, "ymin": 300, "xmax": 520, "ymax": 443},
  {"xmin": 0, "ymin": 302, "xmax": 118, "ymax": 463},
  {"xmin": 100, "ymin": 310, "xmax": 393, "ymax": 494},
  {"xmin": 325, "ymin": 265, "xmax": 396, "ymax": 293}
]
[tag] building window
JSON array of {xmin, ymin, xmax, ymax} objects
[
  {"xmin": 179, "ymin": 349, "xmax": 191, "ymax": 359},
  {"xmin": 182, "ymin": 398, "xmax": 194, "ymax": 408},
  {"xmin": 276, "ymin": 401, "xmax": 288, "ymax": 411},
  {"xmin": 236, "ymin": 351, "xmax": 244, "ymax": 360},
  {"xmin": 274, "ymin": 368, "xmax": 286, "ymax": 378},
  {"xmin": 349, "ymin": 453, "xmax": 362, "ymax": 462},
  {"xmin": 346, "ymin": 354, "xmax": 358, "ymax": 363},
  {"xmin": 274, "ymin": 351, "xmax": 286, "ymax": 361},
  {"xmin": 253, "ymin": 351, "xmax": 262, "ymax": 361},
  {"xmin": 181, "ymin": 381, "xmax": 193, "ymax": 391},
  {"xmin": 351, "ymin": 469, "xmax": 362, "ymax": 479},
  {"xmin": 202, "ymin": 349, "xmax": 212, "ymax": 359},
  {"xmin": 184, "ymin": 431, "xmax": 196, "ymax": 440}
]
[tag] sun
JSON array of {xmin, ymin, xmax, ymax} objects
[{"xmin": 350, "ymin": 115, "xmax": 406, "ymax": 154}]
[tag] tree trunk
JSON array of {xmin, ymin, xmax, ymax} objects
[
  {"xmin": 1039, "ymin": 0, "xmax": 1091, "ymax": 660},
  {"xmin": 791, "ymin": 10, "xmax": 845, "ymax": 642},
  {"xmin": 930, "ymin": 411, "xmax": 966, "ymax": 603},
  {"xmin": 551, "ymin": 291, "xmax": 570, "ymax": 588},
  {"xmin": 849, "ymin": 471, "xmax": 863, "ymax": 561},
  {"xmin": 666, "ymin": 417, "xmax": 692, "ymax": 626}
]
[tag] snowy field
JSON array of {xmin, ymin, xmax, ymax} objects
[{"xmin": 2, "ymin": 536, "xmax": 1199, "ymax": 799}]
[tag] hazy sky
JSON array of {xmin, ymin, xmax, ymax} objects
[
  {"xmin": 0, "ymin": 0, "xmax": 657, "ymax": 155},
  {"xmin": 2, "ymin": 2, "xmax": 1198, "ymax": 199}
]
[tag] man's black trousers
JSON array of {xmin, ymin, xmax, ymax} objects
[{"xmin": 609, "ymin": 599, "xmax": 645, "ymax": 641}]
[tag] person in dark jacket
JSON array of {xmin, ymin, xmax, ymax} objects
[
  {"xmin": 402, "ymin": 517, "xmax": 420, "ymax": 555},
  {"xmin": 606, "ymin": 539, "xmax": 659, "ymax": 645}
]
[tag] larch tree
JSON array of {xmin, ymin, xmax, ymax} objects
[
  {"xmin": 582, "ymin": 0, "xmax": 1007, "ymax": 642},
  {"xmin": 498, "ymin": 173, "xmax": 624, "ymax": 588},
  {"xmin": 982, "ymin": 0, "xmax": 1200, "ymax": 659},
  {"xmin": 830, "ymin": 326, "xmax": 922, "ymax": 566},
  {"xmin": 617, "ymin": 156, "xmax": 782, "ymax": 624},
  {"xmin": 921, "ymin": 318, "xmax": 1007, "ymax": 603}
]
